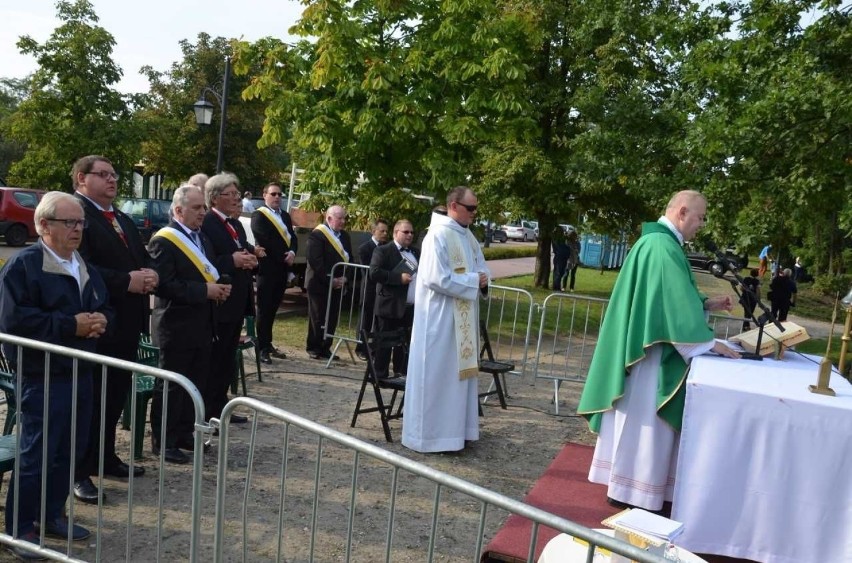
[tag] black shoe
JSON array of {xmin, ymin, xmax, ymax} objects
[
  {"xmin": 268, "ymin": 347, "xmax": 287, "ymax": 359},
  {"xmin": 259, "ymin": 350, "xmax": 272, "ymax": 364},
  {"xmin": 103, "ymin": 460, "xmax": 145, "ymax": 478},
  {"xmin": 7, "ymin": 530, "xmax": 47, "ymax": 560},
  {"xmin": 73, "ymin": 478, "xmax": 103, "ymax": 505},
  {"xmin": 606, "ymin": 496, "xmax": 634, "ymax": 510},
  {"xmin": 36, "ymin": 517, "xmax": 91, "ymax": 541},
  {"xmin": 175, "ymin": 435, "xmax": 210, "ymax": 453},
  {"xmin": 318, "ymin": 351, "xmax": 340, "ymax": 361},
  {"xmin": 307, "ymin": 350, "xmax": 322, "ymax": 360},
  {"xmin": 152, "ymin": 441, "xmax": 190, "ymax": 464},
  {"xmin": 230, "ymin": 414, "xmax": 249, "ymax": 424},
  {"xmin": 356, "ymin": 351, "xmax": 368, "ymax": 361}
]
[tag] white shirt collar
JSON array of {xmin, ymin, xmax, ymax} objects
[
  {"xmin": 658, "ymin": 216, "xmax": 684, "ymax": 245},
  {"xmin": 75, "ymin": 191, "xmax": 113, "ymax": 212}
]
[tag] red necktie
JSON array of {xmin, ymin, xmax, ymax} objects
[{"xmin": 102, "ymin": 211, "xmax": 127, "ymax": 246}]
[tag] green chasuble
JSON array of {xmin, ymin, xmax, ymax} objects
[{"xmin": 577, "ymin": 221, "xmax": 713, "ymax": 432}]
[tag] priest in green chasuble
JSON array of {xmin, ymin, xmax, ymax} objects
[{"xmin": 578, "ymin": 190, "xmax": 741, "ymax": 511}]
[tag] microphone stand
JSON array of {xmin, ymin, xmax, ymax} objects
[{"xmin": 707, "ymin": 243, "xmax": 784, "ymax": 361}]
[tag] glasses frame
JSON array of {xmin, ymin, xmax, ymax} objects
[
  {"xmin": 46, "ymin": 218, "xmax": 88, "ymax": 229},
  {"xmin": 87, "ymin": 170, "xmax": 119, "ymax": 181},
  {"xmin": 267, "ymin": 192, "xmax": 283, "ymax": 197},
  {"xmin": 454, "ymin": 202, "xmax": 478, "ymax": 213}
]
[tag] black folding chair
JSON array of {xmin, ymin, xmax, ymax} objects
[
  {"xmin": 478, "ymin": 321, "xmax": 512, "ymax": 409},
  {"xmin": 351, "ymin": 329, "xmax": 407, "ymax": 442}
]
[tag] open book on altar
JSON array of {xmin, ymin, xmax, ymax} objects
[{"xmin": 728, "ymin": 321, "xmax": 810, "ymax": 356}]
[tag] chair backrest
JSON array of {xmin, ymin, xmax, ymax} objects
[
  {"xmin": 244, "ymin": 316, "xmax": 257, "ymax": 339},
  {"xmin": 0, "ymin": 352, "xmax": 18, "ymax": 435},
  {"xmin": 479, "ymin": 320, "xmax": 497, "ymax": 362},
  {"xmin": 137, "ymin": 334, "xmax": 160, "ymax": 367}
]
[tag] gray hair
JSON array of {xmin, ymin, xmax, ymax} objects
[
  {"xmin": 35, "ymin": 192, "xmax": 83, "ymax": 236},
  {"xmin": 171, "ymin": 185, "xmax": 202, "ymax": 215},
  {"xmin": 205, "ymin": 173, "xmax": 239, "ymax": 208},
  {"xmin": 783, "ymin": 268, "xmax": 793, "ymax": 277},
  {"xmin": 187, "ymin": 173, "xmax": 209, "ymax": 190}
]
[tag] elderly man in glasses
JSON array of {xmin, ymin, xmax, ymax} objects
[
  {"xmin": 402, "ymin": 187, "xmax": 490, "ymax": 453},
  {"xmin": 0, "ymin": 191, "xmax": 112, "ymax": 553}
]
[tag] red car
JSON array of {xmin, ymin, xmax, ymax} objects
[{"xmin": 0, "ymin": 187, "xmax": 46, "ymax": 246}]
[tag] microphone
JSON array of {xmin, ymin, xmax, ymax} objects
[{"xmin": 218, "ymin": 274, "xmax": 232, "ymax": 285}]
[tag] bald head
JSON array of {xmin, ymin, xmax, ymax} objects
[
  {"xmin": 664, "ymin": 190, "xmax": 706, "ymax": 242},
  {"xmin": 326, "ymin": 205, "xmax": 347, "ymax": 232}
]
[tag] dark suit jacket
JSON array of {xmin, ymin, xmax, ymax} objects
[
  {"xmin": 370, "ymin": 242, "xmax": 419, "ymax": 320},
  {"xmin": 201, "ymin": 210, "xmax": 255, "ymax": 323},
  {"xmin": 358, "ymin": 238, "xmax": 380, "ymax": 319},
  {"xmin": 305, "ymin": 226, "xmax": 353, "ymax": 296},
  {"xmin": 250, "ymin": 206, "xmax": 297, "ymax": 278},
  {"xmin": 75, "ymin": 193, "xmax": 153, "ymax": 343},
  {"xmin": 149, "ymin": 221, "xmax": 217, "ymax": 349}
]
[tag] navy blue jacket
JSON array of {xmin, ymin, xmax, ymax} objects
[{"xmin": 0, "ymin": 241, "xmax": 113, "ymax": 378}]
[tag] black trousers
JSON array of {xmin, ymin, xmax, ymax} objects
[
  {"xmin": 256, "ymin": 271, "xmax": 286, "ymax": 352},
  {"xmin": 206, "ymin": 320, "xmax": 242, "ymax": 421},
  {"xmin": 151, "ymin": 344, "xmax": 210, "ymax": 448},
  {"xmin": 76, "ymin": 338, "xmax": 137, "ymax": 479},
  {"xmin": 373, "ymin": 307, "xmax": 414, "ymax": 378},
  {"xmin": 306, "ymin": 289, "xmax": 341, "ymax": 354}
]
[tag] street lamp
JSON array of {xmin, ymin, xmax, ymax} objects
[{"xmin": 193, "ymin": 55, "xmax": 231, "ymax": 174}]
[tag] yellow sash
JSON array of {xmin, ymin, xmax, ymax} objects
[
  {"xmin": 445, "ymin": 227, "xmax": 481, "ymax": 380},
  {"xmin": 314, "ymin": 224, "xmax": 349, "ymax": 262},
  {"xmin": 257, "ymin": 206, "xmax": 292, "ymax": 247},
  {"xmin": 152, "ymin": 227, "xmax": 219, "ymax": 282}
]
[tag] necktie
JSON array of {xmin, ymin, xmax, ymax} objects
[
  {"xmin": 102, "ymin": 210, "xmax": 127, "ymax": 246},
  {"xmin": 190, "ymin": 231, "xmax": 201, "ymax": 248}
]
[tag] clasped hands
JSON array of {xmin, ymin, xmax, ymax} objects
[
  {"xmin": 75, "ymin": 312, "xmax": 108, "ymax": 339},
  {"xmin": 128, "ymin": 268, "xmax": 159, "ymax": 294},
  {"xmin": 234, "ymin": 250, "xmax": 258, "ymax": 269}
]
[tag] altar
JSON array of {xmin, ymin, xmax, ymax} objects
[{"xmin": 672, "ymin": 352, "xmax": 852, "ymax": 563}]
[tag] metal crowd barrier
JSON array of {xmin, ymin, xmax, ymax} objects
[
  {"xmin": 532, "ymin": 293, "xmax": 609, "ymax": 414},
  {"xmin": 0, "ymin": 333, "xmax": 207, "ymax": 562},
  {"xmin": 210, "ymin": 396, "xmax": 670, "ymax": 563},
  {"xmin": 323, "ymin": 262, "xmax": 371, "ymax": 367},
  {"xmin": 480, "ymin": 284, "xmax": 537, "ymax": 378}
]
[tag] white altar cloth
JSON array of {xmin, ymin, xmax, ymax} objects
[{"xmin": 672, "ymin": 352, "xmax": 852, "ymax": 563}]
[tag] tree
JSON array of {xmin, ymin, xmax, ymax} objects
[
  {"xmin": 5, "ymin": 0, "xmax": 139, "ymax": 190},
  {"xmin": 137, "ymin": 33, "xmax": 288, "ymax": 189},
  {"xmin": 0, "ymin": 77, "xmax": 29, "ymax": 182}
]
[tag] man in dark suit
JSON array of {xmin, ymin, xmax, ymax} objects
[
  {"xmin": 305, "ymin": 205, "xmax": 352, "ymax": 360},
  {"xmin": 71, "ymin": 155, "xmax": 154, "ymax": 504},
  {"xmin": 251, "ymin": 182, "xmax": 297, "ymax": 364},
  {"xmin": 201, "ymin": 173, "xmax": 259, "ymax": 425},
  {"xmin": 149, "ymin": 186, "xmax": 231, "ymax": 464},
  {"xmin": 354, "ymin": 219, "xmax": 389, "ymax": 360},
  {"xmin": 369, "ymin": 219, "xmax": 419, "ymax": 378}
]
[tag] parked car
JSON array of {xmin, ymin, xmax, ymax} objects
[
  {"xmin": 529, "ymin": 220, "xmax": 539, "ymax": 239},
  {"xmin": 502, "ymin": 220, "xmax": 537, "ymax": 242},
  {"xmin": 0, "ymin": 187, "xmax": 45, "ymax": 246},
  {"xmin": 686, "ymin": 246, "xmax": 748, "ymax": 276},
  {"xmin": 119, "ymin": 198, "xmax": 171, "ymax": 243},
  {"xmin": 491, "ymin": 228, "xmax": 508, "ymax": 243}
]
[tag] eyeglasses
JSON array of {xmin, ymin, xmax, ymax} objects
[
  {"xmin": 267, "ymin": 192, "xmax": 283, "ymax": 197},
  {"xmin": 87, "ymin": 170, "xmax": 119, "ymax": 181},
  {"xmin": 47, "ymin": 218, "xmax": 88, "ymax": 229},
  {"xmin": 220, "ymin": 191, "xmax": 240, "ymax": 197},
  {"xmin": 454, "ymin": 202, "xmax": 478, "ymax": 213},
  {"xmin": 398, "ymin": 230, "xmax": 413, "ymax": 234}
]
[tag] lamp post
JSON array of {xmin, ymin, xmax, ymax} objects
[{"xmin": 193, "ymin": 55, "xmax": 231, "ymax": 174}]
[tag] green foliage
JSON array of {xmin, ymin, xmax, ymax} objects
[
  {"xmin": 481, "ymin": 245, "xmax": 537, "ymax": 261},
  {"xmin": 6, "ymin": 0, "xmax": 139, "ymax": 191},
  {"xmin": 0, "ymin": 77, "xmax": 28, "ymax": 182},
  {"xmin": 136, "ymin": 34, "xmax": 288, "ymax": 189}
]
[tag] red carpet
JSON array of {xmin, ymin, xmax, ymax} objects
[
  {"xmin": 481, "ymin": 443, "xmax": 754, "ymax": 563},
  {"xmin": 482, "ymin": 442, "xmax": 619, "ymax": 562}
]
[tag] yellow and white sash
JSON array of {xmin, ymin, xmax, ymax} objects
[
  {"xmin": 152, "ymin": 227, "xmax": 219, "ymax": 282},
  {"xmin": 445, "ymin": 227, "xmax": 481, "ymax": 380},
  {"xmin": 257, "ymin": 206, "xmax": 292, "ymax": 248},
  {"xmin": 314, "ymin": 223, "xmax": 349, "ymax": 262}
]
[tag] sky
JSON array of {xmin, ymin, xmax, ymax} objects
[{"xmin": 1, "ymin": 0, "xmax": 305, "ymax": 93}]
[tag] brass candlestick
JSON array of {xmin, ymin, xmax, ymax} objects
[
  {"xmin": 839, "ymin": 286, "xmax": 852, "ymax": 377},
  {"xmin": 810, "ymin": 293, "xmax": 838, "ymax": 396}
]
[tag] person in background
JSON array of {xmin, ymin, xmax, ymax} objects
[
  {"xmin": 793, "ymin": 257, "xmax": 804, "ymax": 282},
  {"xmin": 251, "ymin": 182, "xmax": 297, "ymax": 364},
  {"xmin": 72, "ymin": 155, "xmax": 153, "ymax": 506},
  {"xmin": 355, "ymin": 219, "xmax": 389, "ymax": 360},
  {"xmin": 566, "ymin": 230, "xmax": 582, "ymax": 292},
  {"xmin": 305, "ymin": 205, "xmax": 352, "ymax": 360},
  {"xmin": 149, "ymin": 186, "xmax": 231, "ymax": 464},
  {"xmin": 769, "ymin": 268, "xmax": 797, "ymax": 322},
  {"xmin": 551, "ymin": 226, "xmax": 569, "ymax": 292},
  {"xmin": 201, "ymin": 174, "xmax": 257, "ymax": 426},
  {"xmin": 740, "ymin": 268, "xmax": 761, "ymax": 331},
  {"xmin": 0, "ymin": 192, "xmax": 112, "ymax": 553},
  {"xmin": 403, "ymin": 187, "xmax": 490, "ymax": 453},
  {"xmin": 758, "ymin": 243, "xmax": 772, "ymax": 278},
  {"xmin": 578, "ymin": 190, "xmax": 741, "ymax": 512},
  {"xmin": 369, "ymin": 219, "xmax": 419, "ymax": 379},
  {"xmin": 241, "ymin": 191, "xmax": 255, "ymax": 213},
  {"xmin": 187, "ymin": 173, "xmax": 209, "ymax": 194}
]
